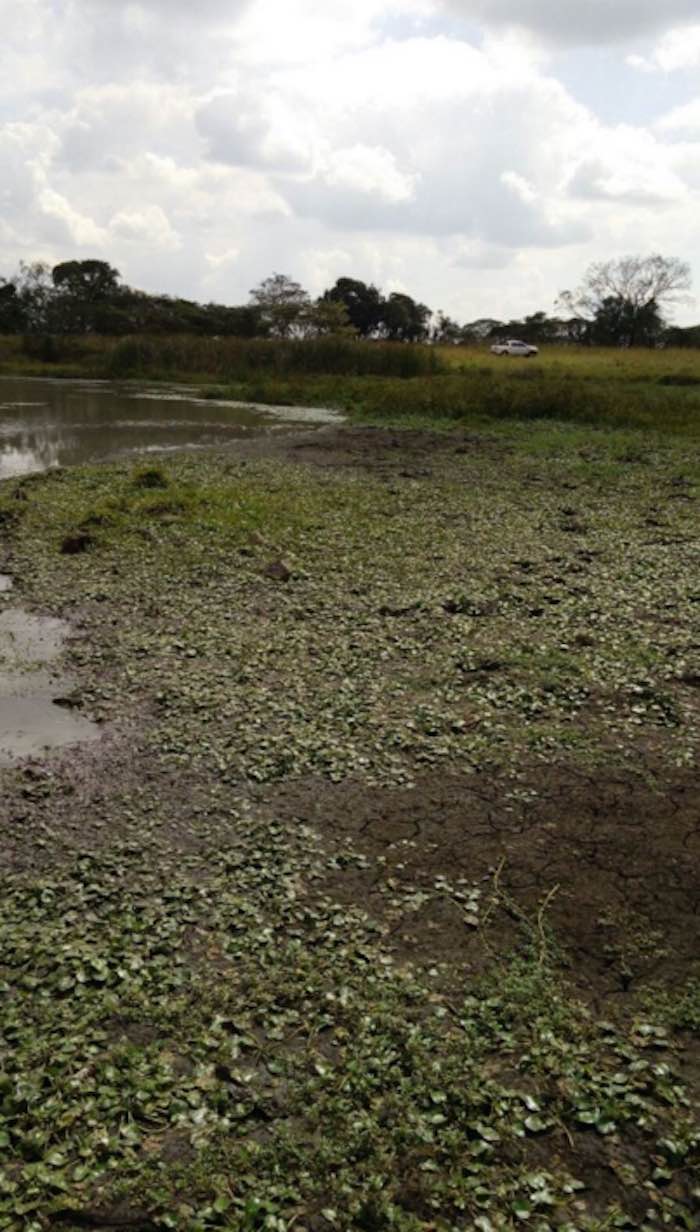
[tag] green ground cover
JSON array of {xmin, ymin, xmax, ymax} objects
[{"xmin": 0, "ymin": 418, "xmax": 698, "ymax": 1230}]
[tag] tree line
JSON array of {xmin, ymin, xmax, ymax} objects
[{"xmin": 0, "ymin": 254, "xmax": 696, "ymax": 348}]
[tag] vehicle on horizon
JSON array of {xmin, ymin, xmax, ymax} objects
[{"xmin": 490, "ymin": 338, "xmax": 539, "ymax": 357}]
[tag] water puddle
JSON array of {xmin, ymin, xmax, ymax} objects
[
  {"xmin": 0, "ymin": 608, "xmax": 101, "ymax": 765},
  {"xmin": 0, "ymin": 375, "xmax": 343, "ymax": 478}
]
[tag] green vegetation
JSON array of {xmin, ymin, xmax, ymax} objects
[
  {"xmin": 0, "ymin": 333, "xmax": 441, "ymax": 381},
  {"xmin": 3, "ymin": 842, "xmax": 697, "ymax": 1231},
  {"xmin": 0, "ymin": 420, "xmax": 698, "ymax": 1228},
  {"xmin": 2, "ymin": 253, "xmax": 698, "ymax": 348},
  {"xmin": 2, "ymin": 333, "xmax": 700, "ymax": 439},
  {"xmin": 105, "ymin": 335, "xmax": 441, "ymax": 380}
]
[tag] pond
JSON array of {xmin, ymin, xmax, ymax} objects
[{"xmin": 0, "ymin": 375, "xmax": 342, "ymax": 480}]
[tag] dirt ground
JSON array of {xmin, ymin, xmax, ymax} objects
[
  {"xmin": 267, "ymin": 764, "xmax": 699, "ymax": 995},
  {"xmin": 237, "ymin": 422, "xmax": 504, "ymax": 472},
  {"xmin": 3, "ymin": 423, "xmax": 699, "ymax": 997},
  {"xmin": 1, "ymin": 421, "xmax": 699, "ymax": 1229}
]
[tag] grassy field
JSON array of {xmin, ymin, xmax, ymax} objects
[
  {"xmin": 436, "ymin": 342, "xmax": 700, "ymax": 382},
  {"xmin": 0, "ymin": 413, "xmax": 698, "ymax": 1230},
  {"xmin": 2, "ymin": 334, "xmax": 700, "ymax": 440}
]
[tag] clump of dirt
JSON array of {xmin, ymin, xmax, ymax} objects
[
  {"xmin": 132, "ymin": 465, "xmax": 169, "ymax": 490},
  {"xmin": 60, "ymin": 530, "xmax": 94, "ymax": 555}
]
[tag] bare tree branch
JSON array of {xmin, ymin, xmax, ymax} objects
[{"xmin": 557, "ymin": 254, "xmax": 692, "ymax": 324}]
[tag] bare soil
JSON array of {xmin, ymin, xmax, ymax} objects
[
  {"xmin": 236, "ymin": 423, "xmax": 503, "ymax": 472},
  {"xmin": 267, "ymin": 764, "xmax": 699, "ymax": 998},
  {"xmin": 1, "ymin": 421, "xmax": 698, "ymax": 1228},
  {"xmin": 2, "ymin": 423, "xmax": 698, "ymax": 1006}
]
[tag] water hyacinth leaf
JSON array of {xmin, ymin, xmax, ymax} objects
[{"xmin": 512, "ymin": 1199, "xmax": 532, "ymax": 1219}]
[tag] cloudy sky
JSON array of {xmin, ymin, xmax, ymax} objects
[{"xmin": 2, "ymin": 0, "xmax": 700, "ymax": 322}]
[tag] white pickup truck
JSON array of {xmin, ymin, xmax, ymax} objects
[{"xmin": 490, "ymin": 339, "xmax": 539, "ymax": 357}]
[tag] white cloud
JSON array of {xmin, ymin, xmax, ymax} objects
[
  {"xmin": 452, "ymin": 239, "xmax": 511, "ymax": 270},
  {"xmin": 109, "ymin": 205, "xmax": 181, "ymax": 251},
  {"xmin": 38, "ymin": 189, "xmax": 107, "ymax": 246},
  {"xmin": 231, "ymin": 0, "xmax": 431, "ymax": 65},
  {"xmin": 59, "ymin": 83, "xmax": 199, "ymax": 172},
  {"xmin": 249, "ymin": 37, "xmax": 593, "ymax": 250},
  {"xmin": 629, "ymin": 25, "xmax": 700, "ymax": 73},
  {"xmin": 0, "ymin": 1, "xmax": 699, "ymax": 323},
  {"xmin": 0, "ymin": 121, "xmax": 106, "ymax": 254},
  {"xmin": 501, "ymin": 172, "xmax": 538, "ymax": 206},
  {"xmin": 197, "ymin": 91, "xmax": 317, "ymax": 172},
  {"xmin": 205, "ymin": 247, "xmax": 240, "ymax": 269},
  {"xmin": 566, "ymin": 127, "xmax": 689, "ymax": 206},
  {"xmin": 115, "ymin": 0, "xmax": 251, "ymax": 18},
  {"xmin": 657, "ymin": 99, "xmax": 700, "ymax": 136},
  {"xmin": 440, "ymin": 2, "xmax": 700, "ymax": 47},
  {"xmin": 0, "ymin": 123, "xmax": 56, "ymax": 211},
  {"xmin": 27, "ymin": 0, "xmax": 251, "ymax": 94},
  {"xmin": 320, "ymin": 145, "xmax": 418, "ymax": 203},
  {"xmin": 79, "ymin": 0, "xmax": 253, "ymax": 32}
]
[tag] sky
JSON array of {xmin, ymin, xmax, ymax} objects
[{"xmin": 1, "ymin": 0, "xmax": 700, "ymax": 323}]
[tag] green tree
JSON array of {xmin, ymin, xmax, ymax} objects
[
  {"xmin": 519, "ymin": 311, "xmax": 561, "ymax": 344},
  {"xmin": 0, "ymin": 278, "xmax": 25, "ymax": 333},
  {"xmin": 381, "ymin": 292, "xmax": 430, "ymax": 342},
  {"xmin": 589, "ymin": 295, "xmax": 665, "ymax": 348},
  {"xmin": 203, "ymin": 303, "xmax": 262, "ymax": 338},
  {"xmin": 305, "ymin": 298, "xmax": 356, "ymax": 337},
  {"xmin": 52, "ymin": 259, "xmax": 120, "ymax": 301},
  {"xmin": 431, "ymin": 311, "xmax": 463, "ymax": 345},
  {"xmin": 14, "ymin": 261, "xmax": 55, "ymax": 334},
  {"xmin": 249, "ymin": 273, "xmax": 310, "ymax": 338},
  {"xmin": 321, "ymin": 277, "xmax": 384, "ymax": 337},
  {"xmin": 50, "ymin": 260, "xmax": 121, "ymax": 332},
  {"xmin": 665, "ymin": 323, "xmax": 700, "ymax": 348},
  {"xmin": 461, "ymin": 318, "xmax": 505, "ymax": 342}
]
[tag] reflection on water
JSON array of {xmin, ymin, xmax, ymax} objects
[
  {"xmin": 0, "ymin": 438, "xmax": 62, "ymax": 478},
  {"xmin": 0, "ymin": 376, "xmax": 342, "ymax": 480},
  {"xmin": 0, "ymin": 607, "xmax": 101, "ymax": 765}
]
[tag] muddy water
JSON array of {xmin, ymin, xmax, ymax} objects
[
  {"xmin": 0, "ymin": 605, "xmax": 101, "ymax": 765},
  {"xmin": 0, "ymin": 376, "xmax": 341, "ymax": 479},
  {"xmin": 0, "ymin": 377, "xmax": 342, "ymax": 763}
]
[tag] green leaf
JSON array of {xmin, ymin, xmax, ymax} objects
[{"xmin": 512, "ymin": 1200, "xmax": 531, "ymax": 1220}]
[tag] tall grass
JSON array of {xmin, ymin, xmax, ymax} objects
[
  {"xmin": 0, "ymin": 333, "xmax": 109, "ymax": 375},
  {"xmin": 106, "ymin": 335, "xmax": 442, "ymax": 380}
]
